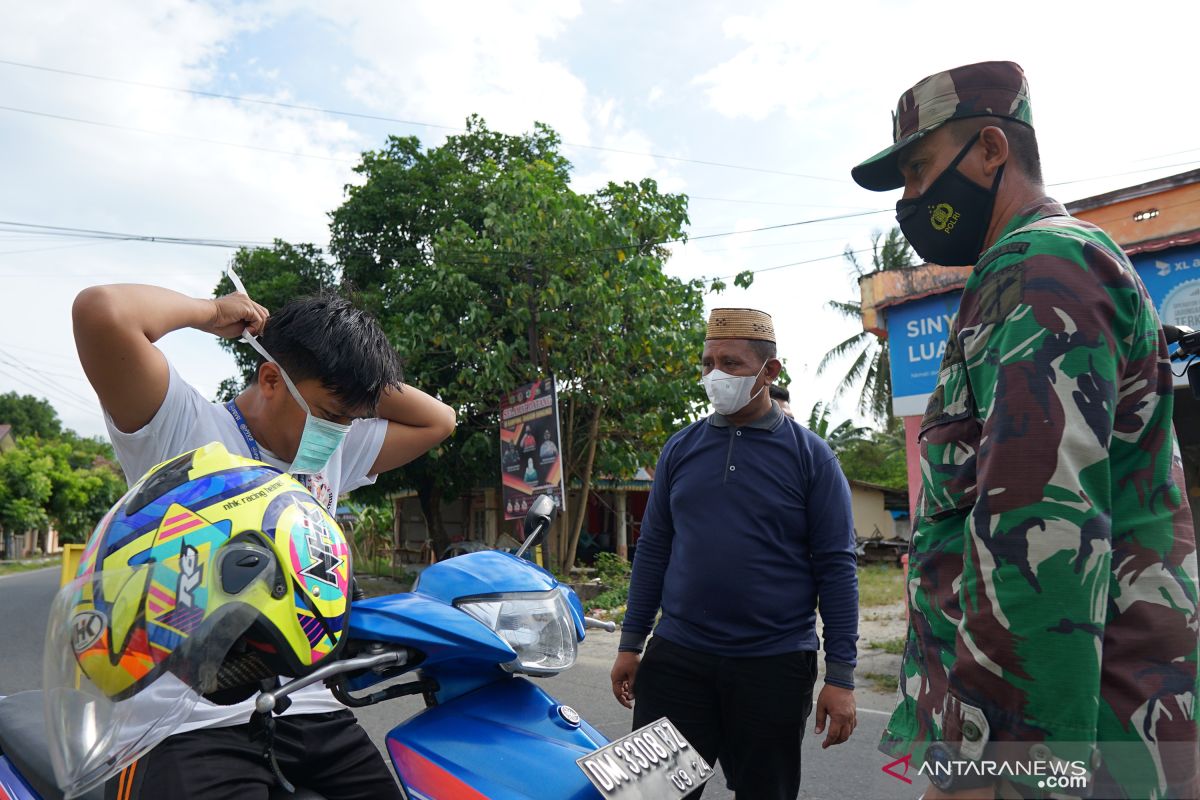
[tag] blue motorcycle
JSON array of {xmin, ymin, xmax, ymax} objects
[{"xmin": 0, "ymin": 496, "xmax": 712, "ymax": 800}]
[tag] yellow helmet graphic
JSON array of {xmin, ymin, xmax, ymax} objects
[{"xmin": 65, "ymin": 441, "xmax": 352, "ymax": 700}]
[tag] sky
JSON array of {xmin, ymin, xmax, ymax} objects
[{"xmin": 3, "ymin": 0, "xmax": 1199, "ymax": 439}]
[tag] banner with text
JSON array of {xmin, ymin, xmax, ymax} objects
[
  {"xmin": 886, "ymin": 292, "xmax": 962, "ymax": 417},
  {"xmin": 885, "ymin": 243, "xmax": 1200, "ymax": 416},
  {"xmin": 500, "ymin": 378, "xmax": 565, "ymax": 521}
]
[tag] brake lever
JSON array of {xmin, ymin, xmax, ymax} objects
[{"xmin": 254, "ymin": 650, "xmax": 407, "ymax": 715}]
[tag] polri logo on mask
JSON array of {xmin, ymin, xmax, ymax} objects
[{"xmin": 930, "ymin": 202, "xmax": 959, "ymax": 233}]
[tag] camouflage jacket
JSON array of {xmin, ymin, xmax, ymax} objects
[{"xmin": 879, "ymin": 198, "xmax": 1200, "ymax": 798}]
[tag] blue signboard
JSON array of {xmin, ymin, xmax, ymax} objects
[
  {"xmin": 884, "ymin": 242, "xmax": 1200, "ymax": 417},
  {"xmin": 1131, "ymin": 244, "xmax": 1200, "ymax": 330},
  {"xmin": 885, "ymin": 292, "xmax": 961, "ymax": 416}
]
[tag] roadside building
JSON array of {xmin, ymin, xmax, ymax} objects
[{"xmin": 389, "ymin": 467, "xmax": 903, "ymax": 566}]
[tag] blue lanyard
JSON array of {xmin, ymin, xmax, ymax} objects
[
  {"xmin": 224, "ymin": 400, "xmax": 310, "ymax": 490},
  {"xmin": 224, "ymin": 400, "xmax": 261, "ymax": 460}
]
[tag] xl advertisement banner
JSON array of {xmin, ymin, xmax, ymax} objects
[{"xmin": 500, "ymin": 378, "xmax": 565, "ymax": 521}]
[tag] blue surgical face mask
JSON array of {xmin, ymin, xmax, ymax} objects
[{"xmin": 241, "ymin": 333, "xmax": 350, "ymax": 475}]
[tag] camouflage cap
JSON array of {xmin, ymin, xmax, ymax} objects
[{"xmin": 852, "ymin": 60, "xmax": 1033, "ymax": 192}]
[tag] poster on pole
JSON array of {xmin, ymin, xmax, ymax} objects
[{"xmin": 500, "ymin": 378, "xmax": 565, "ymax": 521}]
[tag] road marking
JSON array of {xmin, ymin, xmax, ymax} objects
[{"xmin": 858, "ymin": 707, "xmax": 890, "ymax": 716}]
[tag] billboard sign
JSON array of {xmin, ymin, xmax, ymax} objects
[{"xmin": 500, "ymin": 378, "xmax": 565, "ymax": 521}]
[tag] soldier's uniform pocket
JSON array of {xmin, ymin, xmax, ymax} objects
[{"xmin": 917, "ymin": 360, "xmax": 981, "ymax": 521}]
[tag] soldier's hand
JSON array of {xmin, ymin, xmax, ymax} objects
[
  {"xmin": 202, "ymin": 292, "xmax": 269, "ymax": 339},
  {"xmin": 610, "ymin": 651, "xmax": 640, "ymax": 709},
  {"xmin": 814, "ymin": 684, "xmax": 856, "ymax": 748}
]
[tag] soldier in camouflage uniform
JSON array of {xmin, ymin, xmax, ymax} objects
[{"xmin": 852, "ymin": 61, "xmax": 1199, "ymax": 799}]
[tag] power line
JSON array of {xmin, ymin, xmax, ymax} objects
[
  {"xmin": 8, "ymin": 58, "xmax": 1200, "ymax": 212},
  {"xmin": 0, "ymin": 100, "xmax": 879, "ymax": 212},
  {"xmin": 0, "ymin": 57, "xmax": 847, "ymax": 183},
  {"xmin": 0, "ymin": 220, "xmax": 273, "ymax": 249},
  {"xmin": 0, "ymin": 104, "xmax": 357, "ymax": 165},
  {"xmin": 1047, "ymin": 159, "xmax": 1200, "ymax": 189},
  {"xmin": 0, "ymin": 348, "xmax": 97, "ymax": 406},
  {"xmin": 0, "ymin": 363, "xmax": 99, "ymax": 418},
  {"xmin": 710, "ymin": 248, "xmax": 875, "ymax": 281},
  {"xmin": 0, "ymin": 208, "xmax": 890, "ymax": 262},
  {"xmin": 0, "ymin": 342, "xmax": 81, "ymax": 366},
  {"xmin": 687, "ymin": 196, "xmax": 880, "ymax": 210}
]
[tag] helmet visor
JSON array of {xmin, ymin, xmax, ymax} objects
[{"xmin": 43, "ymin": 546, "xmax": 276, "ymax": 798}]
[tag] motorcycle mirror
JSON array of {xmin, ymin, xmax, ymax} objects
[{"xmin": 515, "ymin": 495, "xmax": 557, "ymax": 558}]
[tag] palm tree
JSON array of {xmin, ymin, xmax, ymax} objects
[
  {"xmin": 805, "ymin": 401, "xmax": 870, "ymax": 454},
  {"xmin": 817, "ymin": 227, "xmax": 915, "ymax": 424}
]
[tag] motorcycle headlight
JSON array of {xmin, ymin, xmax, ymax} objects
[{"xmin": 457, "ymin": 590, "xmax": 578, "ymax": 675}]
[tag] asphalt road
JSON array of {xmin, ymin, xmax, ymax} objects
[
  {"xmin": 0, "ymin": 569, "xmax": 919, "ymax": 799},
  {"xmin": 0, "ymin": 567, "xmax": 61, "ymax": 696}
]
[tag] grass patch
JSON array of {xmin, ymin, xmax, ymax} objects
[
  {"xmin": 864, "ymin": 671, "xmax": 900, "ymax": 693},
  {"xmin": 858, "ymin": 564, "xmax": 906, "ymax": 608},
  {"xmin": 0, "ymin": 555, "xmax": 61, "ymax": 577},
  {"xmin": 870, "ymin": 636, "xmax": 906, "ymax": 655},
  {"xmin": 353, "ymin": 554, "xmax": 408, "ymax": 579}
]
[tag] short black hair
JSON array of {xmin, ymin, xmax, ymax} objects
[
  {"xmin": 746, "ymin": 339, "xmax": 777, "ymax": 363},
  {"xmin": 257, "ymin": 293, "xmax": 402, "ymax": 411},
  {"xmin": 950, "ymin": 116, "xmax": 1043, "ymax": 185},
  {"xmin": 768, "ymin": 384, "xmax": 790, "ymax": 402}
]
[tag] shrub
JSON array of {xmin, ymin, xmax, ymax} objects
[{"xmin": 595, "ymin": 552, "xmax": 631, "ymax": 585}]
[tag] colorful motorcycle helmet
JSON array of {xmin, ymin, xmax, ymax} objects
[
  {"xmin": 72, "ymin": 440, "xmax": 352, "ymax": 697},
  {"xmin": 44, "ymin": 441, "xmax": 353, "ymax": 797}
]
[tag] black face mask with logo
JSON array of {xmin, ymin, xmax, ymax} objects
[{"xmin": 895, "ymin": 133, "xmax": 1004, "ymax": 267}]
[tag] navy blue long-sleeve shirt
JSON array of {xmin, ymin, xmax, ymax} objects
[{"xmin": 620, "ymin": 402, "xmax": 859, "ymax": 689}]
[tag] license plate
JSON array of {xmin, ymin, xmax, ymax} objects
[{"xmin": 576, "ymin": 718, "xmax": 714, "ymax": 799}]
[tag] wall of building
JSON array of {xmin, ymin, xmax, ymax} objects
[
  {"xmin": 1071, "ymin": 179, "xmax": 1200, "ymax": 248},
  {"xmin": 849, "ymin": 483, "xmax": 899, "ymax": 541}
]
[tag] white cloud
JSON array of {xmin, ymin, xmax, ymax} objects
[
  {"xmin": 0, "ymin": 1, "xmax": 364, "ymax": 436},
  {"xmin": 0, "ymin": 0, "xmax": 687, "ymax": 438},
  {"xmin": 317, "ymin": 0, "xmax": 591, "ymax": 143}
]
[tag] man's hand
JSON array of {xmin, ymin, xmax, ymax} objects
[
  {"xmin": 921, "ymin": 784, "xmax": 995, "ymax": 799},
  {"xmin": 610, "ymin": 651, "xmax": 640, "ymax": 709},
  {"xmin": 813, "ymin": 684, "xmax": 856, "ymax": 748},
  {"xmin": 200, "ymin": 292, "xmax": 270, "ymax": 339}
]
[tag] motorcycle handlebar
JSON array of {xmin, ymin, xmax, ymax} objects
[
  {"xmin": 1167, "ymin": 324, "xmax": 1200, "ymax": 358},
  {"xmin": 254, "ymin": 649, "xmax": 409, "ymax": 715},
  {"xmin": 584, "ymin": 617, "xmax": 616, "ymax": 632}
]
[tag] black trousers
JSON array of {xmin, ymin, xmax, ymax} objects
[
  {"xmin": 632, "ymin": 636, "xmax": 817, "ymax": 800},
  {"xmin": 104, "ymin": 710, "xmax": 403, "ymax": 800}
]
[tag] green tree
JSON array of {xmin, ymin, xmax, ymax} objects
[
  {"xmin": 835, "ymin": 417, "xmax": 908, "ymax": 491},
  {"xmin": 42, "ymin": 433, "xmax": 127, "ymax": 544},
  {"xmin": 804, "ymin": 401, "xmax": 870, "ymax": 454},
  {"xmin": 0, "ymin": 438, "xmax": 53, "ymax": 558},
  {"xmin": 331, "ymin": 118, "xmax": 706, "ymax": 572},
  {"xmin": 0, "ymin": 391, "xmax": 63, "ymax": 438},
  {"xmin": 0, "ymin": 433, "xmax": 125, "ymax": 557},
  {"xmin": 221, "ymin": 117, "xmax": 708, "ymax": 571},
  {"xmin": 818, "ymin": 227, "xmax": 915, "ymax": 424}
]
